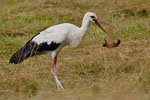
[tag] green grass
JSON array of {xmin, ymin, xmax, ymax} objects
[{"xmin": 0, "ymin": 0, "xmax": 150, "ymax": 100}]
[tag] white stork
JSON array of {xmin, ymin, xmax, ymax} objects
[{"xmin": 9, "ymin": 12, "xmax": 113, "ymax": 89}]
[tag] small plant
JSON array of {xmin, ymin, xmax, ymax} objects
[
  {"xmin": 60, "ymin": 15, "xmax": 72, "ymax": 23},
  {"xmin": 23, "ymin": 82, "xmax": 38, "ymax": 96}
]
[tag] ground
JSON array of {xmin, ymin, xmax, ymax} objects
[{"xmin": 0, "ymin": 0, "xmax": 150, "ymax": 100}]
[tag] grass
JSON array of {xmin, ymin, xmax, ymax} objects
[{"xmin": 0, "ymin": 0, "xmax": 150, "ymax": 100}]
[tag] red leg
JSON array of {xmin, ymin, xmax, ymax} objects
[
  {"xmin": 51, "ymin": 56, "xmax": 57, "ymax": 77},
  {"xmin": 51, "ymin": 55, "xmax": 64, "ymax": 89}
]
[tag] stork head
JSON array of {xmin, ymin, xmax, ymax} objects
[{"xmin": 84, "ymin": 12, "xmax": 114, "ymax": 33}]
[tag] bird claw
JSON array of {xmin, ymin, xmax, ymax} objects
[{"xmin": 102, "ymin": 43, "xmax": 107, "ymax": 47}]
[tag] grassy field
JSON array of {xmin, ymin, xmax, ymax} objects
[{"xmin": 0, "ymin": 0, "xmax": 150, "ymax": 100}]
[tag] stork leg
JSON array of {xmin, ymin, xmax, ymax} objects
[{"xmin": 51, "ymin": 56, "xmax": 64, "ymax": 89}]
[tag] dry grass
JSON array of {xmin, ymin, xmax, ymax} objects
[{"xmin": 0, "ymin": 0, "xmax": 150, "ymax": 100}]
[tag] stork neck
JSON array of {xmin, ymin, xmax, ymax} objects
[{"xmin": 80, "ymin": 18, "xmax": 90, "ymax": 33}]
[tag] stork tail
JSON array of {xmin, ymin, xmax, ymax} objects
[{"xmin": 9, "ymin": 41, "xmax": 39, "ymax": 64}]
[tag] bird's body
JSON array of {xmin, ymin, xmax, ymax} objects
[
  {"xmin": 10, "ymin": 12, "xmax": 112, "ymax": 89},
  {"xmin": 32, "ymin": 23, "xmax": 86, "ymax": 47}
]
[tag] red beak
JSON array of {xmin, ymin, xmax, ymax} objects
[{"xmin": 93, "ymin": 18, "xmax": 115, "ymax": 33}]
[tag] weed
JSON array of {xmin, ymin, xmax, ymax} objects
[{"xmin": 23, "ymin": 82, "xmax": 38, "ymax": 96}]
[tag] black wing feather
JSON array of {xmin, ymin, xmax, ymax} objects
[{"xmin": 9, "ymin": 33, "xmax": 61, "ymax": 64}]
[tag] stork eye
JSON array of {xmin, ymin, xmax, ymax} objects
[{"xmin": 91, "ymin": 16, "xmax": 95, "ymax": 18}]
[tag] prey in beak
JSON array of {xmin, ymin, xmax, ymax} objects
[
  {"xmin": 102, "ymin": 27, "xmax": 121, "ymax": 48},
  {"xmin": 92, "ymin": 16, "xmax": 120, "ymax": 48}
]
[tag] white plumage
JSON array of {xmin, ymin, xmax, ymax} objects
[
  {"xmin": 33, "ymin": 23, "xmax": 85, "ymax": 47},
  {"xmin": 10, "ymin": 12, "xmax": 112, "ymax": 89}
]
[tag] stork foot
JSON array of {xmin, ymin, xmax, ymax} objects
[{"xmin": 54, "ymin": 76, "xmax": 64, "ymax": 89}]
